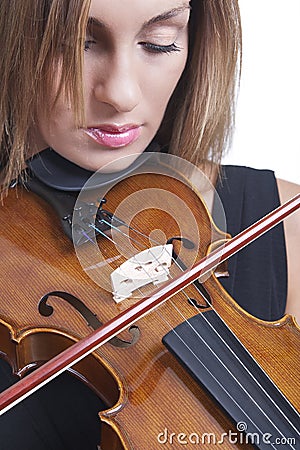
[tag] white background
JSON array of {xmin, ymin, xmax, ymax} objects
[{"xmin": 222, "ymin": 0, "xmax": 299, "ymax": 185}]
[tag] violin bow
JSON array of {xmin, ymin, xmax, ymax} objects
[{"xmin": 0, "ymin": 193, "xmax": 299, "ymax": 415}]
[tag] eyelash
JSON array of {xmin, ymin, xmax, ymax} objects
[
  {"xmin": 84, "ymin": 40, "xmax": 181, "ymax": 54},
  {"xmin": 84, "ymin": 40, "xmax": 96, "ymax": 51},
  {"xmin": 140, "ymin": 42, "xmax": 182, "ymax": 54}
]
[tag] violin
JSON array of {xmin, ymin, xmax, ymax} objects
[{"xmin": 0, "ymin": 152, "xmax": 299, "ymax": 449}]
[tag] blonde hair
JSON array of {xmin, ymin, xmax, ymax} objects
[
  {"xmin": 0, "ymin": 0, "xmax": 241, "ymax": 193},
  {"xmin": 163, "ymin": 0, "xmax": 242, "ymax": 168},
  {"xmin": 0, "ymin": 0, "xmax": 91, "ymax": 193}
]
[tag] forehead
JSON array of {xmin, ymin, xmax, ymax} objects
[{"xmin": 88, "ymin": 0, "xmax": 190, "ymax": 30}]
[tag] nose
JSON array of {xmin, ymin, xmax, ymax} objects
[{"xmin": 93, "ymin": 52, "xmax": 141, "ymax": 113}]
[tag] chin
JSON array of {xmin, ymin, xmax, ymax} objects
[
  {"xmin": 73, "ymin": 151, "xmax": 141, "ymax": 174},
  {"xmin": 98, "ymin": 154, "xmax": 141, "ymax": 173}
]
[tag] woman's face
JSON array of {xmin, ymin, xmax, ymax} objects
[{"xmin": 36, "ymin": 0, "xmax": 190, "ymax": 172}]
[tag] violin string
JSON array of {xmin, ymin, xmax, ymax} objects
[
  {"xmin": 89, "ymin": 225, "xmax": 115, "ymax": 244},
  {"xmin": 97, "ymin": 216, "xmax": 300, "ymax": 432},
  {"xmin": 90, "ymin": 222, "xmax": 156, "ymax": 301},
  {"xmin": 155, "ymin": 303, "xmax": 299, "ymax": 443},
  {"xmin": 102, "ymin": 216, "xmax": 300, "ymax": 418},
  {"xmin": 99, "ymin": 216, "xmax": 208, "ymax": 306},
  {"xmin": 94, "ymin": 219, "xmax": 155, "ymax": 248},
  {"xmin": 153, "ymin": 313, "xmax": 285, "ymax": 450},
  {"xmin": 92, "ymin": 221, "xmax": 165, "ymax": 302},
  {"xmin": 87, "ymin": 216, "xmax": 299, "ymax": 443},
  {"xmin": 100, "ymin": 216, "xmax": 297, "ymax": 424}
]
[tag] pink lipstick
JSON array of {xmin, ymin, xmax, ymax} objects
[{"xmin": 84, "ymin": 124, "xmax": 141, "ymax": 148}]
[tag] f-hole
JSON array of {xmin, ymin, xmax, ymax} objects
[{"xmin": 38, "ymin": 291, "xmax": 140, "ymax": 347}]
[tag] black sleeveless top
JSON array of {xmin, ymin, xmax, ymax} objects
[{"xmin": 214, "ymin": 165, "xmax": 287, "ymax": 321}]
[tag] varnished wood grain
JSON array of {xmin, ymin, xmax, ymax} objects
[{"xmin": 0, "ymin": 174, "xmax": 299, "ymax": 449}]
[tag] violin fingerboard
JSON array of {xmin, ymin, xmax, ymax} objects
[{"xmin": 163, "ymin": 310, "xmax": 299, "ymax": 449}]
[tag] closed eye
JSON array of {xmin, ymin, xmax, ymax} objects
[
  {"xmin": 140, "ymin": 42, "xmax": 182, "ymax": 54},
  {"xmin": 84, "ymin": 39, "xmax": 97, "ymax": 51}
]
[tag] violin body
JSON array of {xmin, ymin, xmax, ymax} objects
[{"xmin": 0, "ymin": 172, "xmax": 299, "ymax": 449}]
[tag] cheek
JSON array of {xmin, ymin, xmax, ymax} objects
[
  {"xmin": 35, "ymin": 103, "xmax": 77, "ymax": 154},
  {"xmin": 37, "ymin": 64, "xmax": 77, "ymax": 139},
  {"xmin": 39, "ymin": 101, "xmax": 74, "ymax": 134},
  {"xmin": 146, "ymin": 53, "xmax": 188, "ymax": 116}
]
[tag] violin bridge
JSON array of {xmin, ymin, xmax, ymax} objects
[{"xmin": 110, "ymin": 244, "xmax": 173, "ymax": 303}]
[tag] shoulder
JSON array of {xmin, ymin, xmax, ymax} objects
[
  {"xmin": 276, "ymin": 178, "xmax": 300, "ymax": 321},
  {"xmin": 276, "ymin": 178, "xmax": 300, "ymax": 235},
  {"xmin": 276, "ymin": 178, "xmax": 300, "ymax": 203},
  {"xmin": 276, "ymin": 178, "xmax": 300, "ymax": 251}
]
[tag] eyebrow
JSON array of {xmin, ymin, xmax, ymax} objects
[
  {"xmin": 87, "ymin": 5, "xmax": 191, "ymax": 31},
  {"xmin": 142, "ymin": 5, "xmax": 191, "ymax": 28}
]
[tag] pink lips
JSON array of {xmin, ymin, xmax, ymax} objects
[{"xmin": 84, "ymin": 124, "xmax": 141, "ymax": 148}]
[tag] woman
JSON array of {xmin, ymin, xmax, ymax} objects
[{"xmin": 0, "ymin": 0, "xmax": 299, "ymax": 449}]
